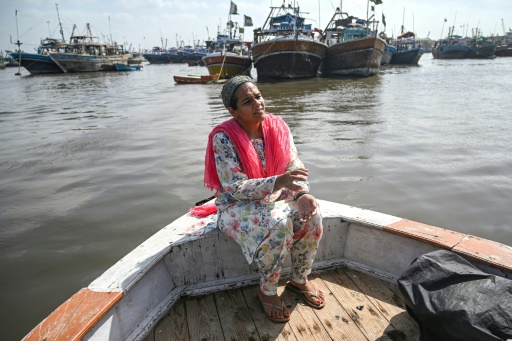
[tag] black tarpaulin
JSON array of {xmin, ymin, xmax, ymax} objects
[{"xmin": 397, "ymin": 249, "xmax": 512, "ymax": 341}]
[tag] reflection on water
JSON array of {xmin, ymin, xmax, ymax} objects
[{"xmin": 1, "ymin": 57, "xmax": 512, "ymax": 340}]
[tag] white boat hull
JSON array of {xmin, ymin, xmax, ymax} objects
[{"xmin": 23, "ymin": 200, "xmax": 512, "ymax": 340}]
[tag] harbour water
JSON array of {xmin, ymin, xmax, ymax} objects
[{"xmin": 1, "ymin": 56, "xmax": 511, "ymax": 339}]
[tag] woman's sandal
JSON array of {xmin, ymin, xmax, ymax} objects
[
  {"xmin": 286, "ymin": 282, "xmax": 325, "ymax": 309},
  {"xmin": 258, "ymin": 295, "xmax": 290, "ymax": 323}
]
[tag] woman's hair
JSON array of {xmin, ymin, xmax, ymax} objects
[{"xmin": 221, "ymin": 75, "xmax": 254, "ymax": 109}]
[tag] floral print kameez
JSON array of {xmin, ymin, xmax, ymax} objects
[{"xmin": 213, "ymin": 128, "xmax": 323, "ymax": 296}]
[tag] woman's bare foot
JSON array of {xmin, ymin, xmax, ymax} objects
[
  {"xmin": 258, "ymin": 292, "xmax": 290, "ymax": 322},
  {"xmin": 287, "ymin": 279, "xmax": 325, "ymax": 308}
]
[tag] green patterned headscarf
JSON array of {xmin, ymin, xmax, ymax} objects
[{"xmin": 221, "ymin": 75, "xmax": 254, "ymax": 108}]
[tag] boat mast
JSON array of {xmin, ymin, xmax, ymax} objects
[
  {"xmin": 56, "ymin": 3, "xmax": 65, "ymax": 43},
  {"xmin": 401, "ymin": 7, "xmax": 405, "ymax": 34},
  {"xmin": 108, "ymin": 16, "xmax": 113, "ymax": 44},
  {"xmin": 366, "ymin": 0, "xmax": 369, "ymax": 35},
  {"xmin": 14, "ymin": 9, "xmax": 22, "ymax": 76}
]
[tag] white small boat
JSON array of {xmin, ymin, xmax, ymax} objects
[{"xmin": 22, "ymin": 199, "xmax": 512, "ymax": 340}]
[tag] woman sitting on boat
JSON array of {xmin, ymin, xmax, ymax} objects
[{"xmin": 193, "ymin": 75, "xmax": 325, "ymax": 322}]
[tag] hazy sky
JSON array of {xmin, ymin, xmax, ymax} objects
[{"xmin": 1, "ymin": 0, "xmax": 511, "ymax": 52}]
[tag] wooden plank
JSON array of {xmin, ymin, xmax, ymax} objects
[
  {"xmin": 343, "ymin": 268, "xmax": 420, "ymax": 340},
  {"xmin": 23, "ymin": 289, "xmax": 123, "ymax": 341},
  {"xmin": 154, "ymin": 300, "xmax": 190, "ymax": 341},
  {"xmin": 241, "ymin": 284, "xmax": 298, "ymax": 341},
  {"xmin": 148, "ymin": 268, "xmax": 422, "ymax": 341},
  {"xmin": 307, "ymin": 275, "xmax": 369, "ymax": 340},
  {"xmin": 213, "ymin": 289, "xmax": 260, "ymax": 340},
  {"xmin": 322, "ymin": 269, "xmax": 397, "ymax": 340},
  {"xmin": 185, "ymin": 294, "xmax": 224, "ymax": 340},
  {"xmin": 280, "ymin": 281, "xmax": 331, "ymax": 340}
]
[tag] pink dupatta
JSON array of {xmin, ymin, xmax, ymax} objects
[{"xmin": 190, "ymin": 114, "xmax": 290, "ymax": 217}]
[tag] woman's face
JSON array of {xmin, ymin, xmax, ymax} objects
[{"xmin": 229, "ymin": 82, "xmax": 266, "ymax": 126}]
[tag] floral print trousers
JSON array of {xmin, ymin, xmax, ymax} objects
[{"xmin": 254, "ymin": 208, "xmax": 323, "ymax": 296}]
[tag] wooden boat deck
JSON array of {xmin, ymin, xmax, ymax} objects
[{"xmin": 143, "ymin": 267, "xmax": 420, "ymax": 340}]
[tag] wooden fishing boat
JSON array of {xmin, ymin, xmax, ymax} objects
[
  {"xmin": 113, "ymin": 63, "xmax": 143, "ymax": 71},
  {"xmin": 432, "ymin": 32, "xmax": 471, "ymax": 59},
  {"xmin": 252, "ymin": 4, "xmax": 327, "ymax": 80},
  {"xmin": 495, "ymin": 44, "xmax": 512, "ymax": 57},
  {"xmin": 8, "ymin": 38, "xmax": 68, "ymax": 75},
  {"xmin": 202, "ymin": 51, "xmax": 252, "ymax": 79},
  {"xmin": 143, "ymin": 47, "xmax": 175, "ymax": 64},
  {"xmin": 494, "ymin": 30, "xmax": 512, "ymax": 57},
  {"xmin": 49, "ymin": 25, "xmax": 132, "ymax": 73},
  {"xmin": 202, "ymin": 3, "xmax": 252, "ymax": 79},
  {"xmin": 464, "ymin": 40, "xmax": 496, "ymax": 59},
  {"xmin": 381, "ymin": 45, "xmax": 395, "ymax": 65},
  {"xmin": 7, "ymin": 5, "xmax": 69, "ymax": 75},
  {"xmin": 173, "ymin": 74, "xmax": 220, "ymax": 84},
  {"xmin": 0, "ymin": 52, "xmax": 9, "ymax": 69},
  {"xmin": 128, "ymin": 52, "xmax": 144, "ymax": 65},
  {"xmin": 22, "ymin": 199, "xmax": 512, "ymax": 340},
  {"xmin": 390, "ymin": 32, "xmax": 424, "ymax": 65},
  {"xmin": 318, "ymin": 8, "xmax": 386, "ymax": 77}
]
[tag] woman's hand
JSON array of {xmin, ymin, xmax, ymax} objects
[
  {"xmin": 297, "ymin": 194, "xmax": 317, "ymax": 222},
  {"xmin": 275, "ymin": 168, "xmax": 308, "ymax": 192}
]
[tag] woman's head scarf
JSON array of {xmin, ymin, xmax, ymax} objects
[{"xmin": 221, "ymin": 75, "xmax": 254, "ymax": 108}]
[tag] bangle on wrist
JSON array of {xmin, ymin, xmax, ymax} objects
[{"xmin": 294, "ymin": 191, "xmax": 308, "ymax": 201}]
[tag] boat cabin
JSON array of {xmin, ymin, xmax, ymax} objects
[{"xmin": 254, "ymin": 4, "xmax": 316, "ymax": 43}]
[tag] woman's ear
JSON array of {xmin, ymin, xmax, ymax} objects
[{"xmin": 227, "ymin": 107, "xmax": 236, "ymax": 118}]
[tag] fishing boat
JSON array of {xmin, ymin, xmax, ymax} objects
[
  {"xmin": 49, "ymin": 24, "xmax": 132, "ymax": 73},
  {"xmin": 318, "ymin": 7, "xmax": 386, "ymax": 77},
  {"xmin": 390, "ymin": 31, "xmax": 424, "ymax": 65},
  {"xmin": 378, "ymin": 33, "xmax": 394, "ymax": 65},
  {"xmin": 113, "ymin": 63, "xmax": 142, "ymax": 71},
  {"xmin": 2, "ymin": 51, "xmax": 18, "ymax": 67},
  {"xmin": 202, "ymin": 3, "xmax": 252, "ymax": 79},
  {"xmin": 381, "ymin": 45, "xmax": 395, "ymax": 65},
  {"xmin": 464, "ymin": 41, "xmax": 496, "ymax": 59},
  {"xmin": 0, "ymin": 52, "xmax": 9, "ymax": 69},
  {"xmin": 494, "ymin": 30, "xmax": 512, "ymax": 57},
  {"xmin": 432, "ymin": 37, "xmax": 468, "ymax": 59},
  {"xmin": 127, "ymin": 52, "xmax": 144, "ymax": 65},
  {"xmin": 202, "ymin": 50, "xmax": 252, "ymax": 78},
  {"xmin": 7, "ymin": 5, "xmax": 69, "ymax": 75},
  {"xmin": 143, "ymin": 47, "xmax": 174, "ymax": 64},
  {"xmin": 22, "ymin": 198, "xmax": 512, "ymax": 340},
  {"xmin": 173, "ymin": 74, "xmax": 220, "ymax": 84},
  {"xmin": 8, "ymin": 38, "xmax": 69, "ymax": 74},
  {"xmin": 251, "ymin": 3, "xmax": 327, "ymax": 80},
  {"xmin": 433, "ymin": 35, "xmax": 496, "ymax": 60},
  {"xmin": 495, "ymin": 44, "xmax": 512, "ymax": 57}
]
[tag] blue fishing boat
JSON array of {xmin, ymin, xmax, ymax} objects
[
  {"xmin": 8, "ymin": 4, "xmax": 72, "ymax": 74},
  {"xmin": 390, "ymin": 31, "xmax": 424, "ymax": 65},
  {"xmin": 464, "ymin": 36, "xmax": 496, "ymax": 59},
  {"xmin": 113, "ymin": 63, "xmax": 142, "ymax": 71},
  {"xmin": 9, "ymin": 38, "xmax": 68, "ymax": 74}
]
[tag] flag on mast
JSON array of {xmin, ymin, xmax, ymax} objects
[
  {"xmin": 229, "ymin": 1, "xmax": 238, "ymax": 15},
  {"xmin": 244, "ymin": 15, "xmax": 253, "ymax": 27}
]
